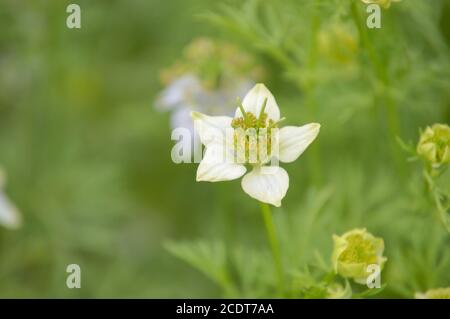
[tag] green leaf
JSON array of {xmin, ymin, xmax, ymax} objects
[
  {"xmin": 352, "ymin": 283, "xmax": 387, "ymax": 298},
  {"xmin": 164, "ymin": 240, "xmax": 234, "ymax": 292}
]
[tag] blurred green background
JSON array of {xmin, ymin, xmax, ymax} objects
[{"xmin": 0, "ymin": 0, "xmax": 449, "ymax": 298}]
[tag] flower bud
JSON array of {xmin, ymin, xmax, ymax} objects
[
  {"xmin": 415, "ymin": 287, "xmax": 450, "ymax": 299},
  {"xmin": 332, "ymin": 228, "xmax": 387, "ymax": 284},
  {"xmin": 318, "ymin": 24, "xmax": 358, "ymax": 65},
  {"xmin": 416, "ymin": 123, "xmax": 450, "ymax": 168}
]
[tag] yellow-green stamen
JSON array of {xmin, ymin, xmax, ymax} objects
[{"xmin": 231, "ymin": 99, "xmax": 279, "ymax": 164}]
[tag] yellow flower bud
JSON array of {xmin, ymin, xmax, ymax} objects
[
  {"xmin": 416, "ymin": 123, "xmax": 450, "ymax": 168},
  {"xmin": 332, "ymin": 228, "xmax": 387, "ymax": 284},
  {"xmin": 415, "ymin": 287, "xmax": 450, "ymax": 299}
]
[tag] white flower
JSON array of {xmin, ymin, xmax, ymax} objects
[
  {"xmin": 191, "ymin": 83, "xmax": 320, "ymax": 207},
  {"xmin": 0, "ymin": 169, "xmax": 21, "ymax": 229}
]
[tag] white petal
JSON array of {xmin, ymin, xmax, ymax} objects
[
  {"xmin": 0, "ymin": 192, "xmax": 21, "ymax": 229},
  {"xmin": 235, "ymin": 83, "xmax": 280, "ymax": 121},
  {"xmin": 278, "ymin": 123, "xmax": 320, "ymax": 163},
  {"xmin": 241, "ymin": 166, "xmax": 289, "ymax": 207},
  {"xmin": 196, "ymin": 143, "xmax": 246, "ymax": 182},
  {"xmin": 191, "ymin": 111, "xmax": 232, "ymax": 146}
]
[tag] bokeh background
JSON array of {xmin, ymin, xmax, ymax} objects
[{"xmin": 0, "ymin": 0, "xmax": 449, "ymax": 298}]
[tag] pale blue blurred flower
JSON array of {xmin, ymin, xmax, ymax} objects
[
  {"xmin": 0, "ymin": 169, "xmax": 21, "ymax": 229},
  {"xmin": 156, "ymin": 73, "xmax": 254, "ymax": 132}
]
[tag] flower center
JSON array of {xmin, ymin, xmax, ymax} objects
[
  {"xmin": 230, "ymin": 98, "xmax": 284, "ymax": 164},
  {"xmin": 339, "ymin": 234, "xmax": 378, "ymax": 264}
]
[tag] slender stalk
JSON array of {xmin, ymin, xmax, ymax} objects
[
  {"xmin": 260, "ymin": 202, "xmax": 284, "ymax": 293},
  {"xmin": 433, "ymin": 191, "xmax": 450, "ymax": 234},
  {"xmin": 423, "ymin": 169, "xmax": 450, "ymax": 233},
  {"xmin": 304, "ymin": 9, "xmax": 322, "ymax": 186},
  {"xmin": 350, "ymin": 0, "xmax": 403, "ymax": 173}
]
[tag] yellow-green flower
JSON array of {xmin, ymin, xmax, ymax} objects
[
  {"xmin": 318, "ymin": 23, "xmax": 358, "ymax": 65},
  {"xmin": 361, "ymin": 0, "xmax": 401, "ymax": 9},
  {"xmin": 160, "ymin": 37, "xmax": 264, "ymax": 89},
  {"xmin": 415, "ymin": 287, "xmax": 450, "ymax": 299},
  {"xmin": 416, "ymin": 123, "xmax": 450, "ymax": 168},
  {"xmin": 332, "ymin": 228, "xmax": 387, "ymax": 284}
]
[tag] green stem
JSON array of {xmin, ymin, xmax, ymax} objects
[
  {"xmin": 423, "ymin": 169, "xmax": 450, "ymax": 233},
  {"xmin": 303, "ymin": 9, "xmax": 322, "ymax": 186},
  {"xmin": 260, "ymin": 202, "xmax": 284, "ymax": 294},
  {"xmin": 433, "ymin": 191, "xmax": 450, "ymax": 234},
  {"xmin": 350, "ymin": 0, "xmax": 403, "ymax": 173}
]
